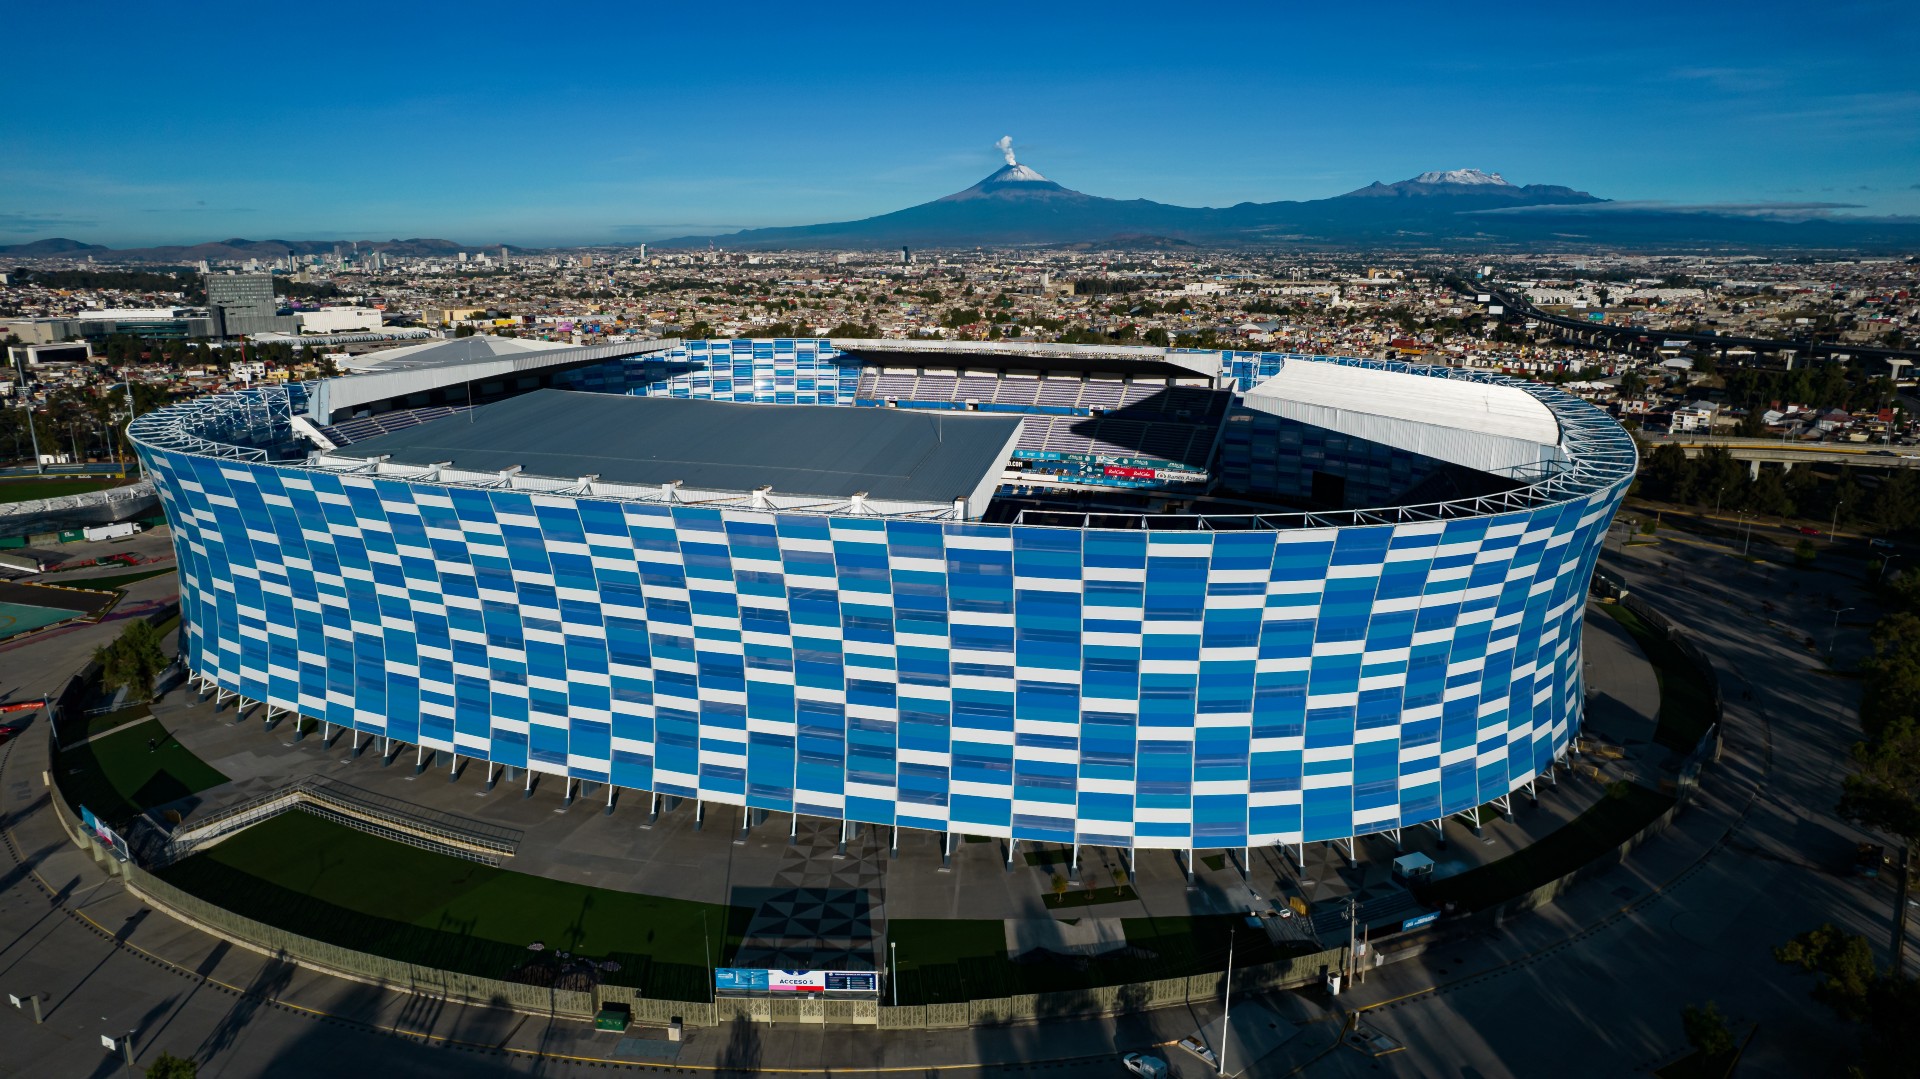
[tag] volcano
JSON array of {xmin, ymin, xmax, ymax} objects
[{"xmin": 656, "ymin": 155, "xmax": 1920, "ymax": 251}]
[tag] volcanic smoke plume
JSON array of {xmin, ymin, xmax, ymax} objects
[{"xmin": 996, "ymin": 135, "xmax": 1017, "ymax": 166}]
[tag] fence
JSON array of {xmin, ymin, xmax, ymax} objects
[{"xmin": 46, "ymin": 774, "xmax": 595, "ymax": 1020}]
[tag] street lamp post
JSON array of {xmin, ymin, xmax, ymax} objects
[
  {"xmin": 890, "ymin": 941, "xmax": 898, "ymax": 1008},
  {"xmin": 1830, "ymin": 607, "xmax": 1856, "ymax": 656}
]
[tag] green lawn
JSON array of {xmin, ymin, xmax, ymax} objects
[
  {"xmin": 76, "ymin": 703, "xmax": 152, "ymax": 740},
  {"xmin": 1599, "ymin": 603, "xmax": 1719, "ymax": 751},
  {"xmin": 889, "ymin": 912, "xmax": 1301, "ymax": 1005},
  {"xmin": 0, "ymin": 477, "xmax": 128, "ymax": 504},
  {"xmin": 158, "ymin": 811, "xmax": 746, "ymax": 1001},
  {"xmin": 56, "ymin": 718, "xmax": 227, "ymax": 823},
  {"xmin": 53, "ymin": 567, "xmax": 177, "ymax": 593},
  {"xmin": 1416, "ymin": 781, "xmax": 1676, "ymax": 913}
]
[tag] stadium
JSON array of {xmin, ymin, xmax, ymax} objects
[{"xmin": 128, "ymin": 338, "xmax": 1633, "ymax": 863}]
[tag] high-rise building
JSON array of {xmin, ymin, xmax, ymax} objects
[{"xmin": 204, "ymin": 272, "xmax": 294, "ymax": 337}]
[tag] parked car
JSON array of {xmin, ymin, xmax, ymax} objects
[
  {"xmin": 1122, "ymin": 1052, "xmax": 1170, "ymax": 1078},
  {"xmin": 1854, "ymin": 843, "xmax": 1890, "ymax": 878},
  {"xmin": 1798, "ymin": 526, "xmax": 1823, "ymax": 536}
]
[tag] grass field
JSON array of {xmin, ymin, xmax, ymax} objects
[
  {"xmin": 1600, "ymin": 603, "xmax": 1719, "ymax": 751},
  {"xmin": 158, "ymin": 811, "xmax": 746, "ymax": 1001},
  {"xmin": 75, "ymin": 703, "xmax": 153, "ymax": 740},
  {"xmin": 889, "ymin": 911, "xmax": 1300, "ymax": 1005},
  {"xmin": 56, "ymin": 718, "xmax": 228, "ymax": 823},
  {"xmin": 54, "ymin": 567, "xmax": 177, "ymax": 592},
  {"xmin": 0, "ymin": 600, "xmax": 84, "ymax": 638},
  {"xmin": 155, "ymin": 808, "xmax": 1312, "ymax": 1006},
  {"xmin": 1416, "ymin": 781, "xmax": 1676, "ymax": 913},
  {"xmin": 0, "ymin": 477, "xmax": 128, "ymax": 504}
]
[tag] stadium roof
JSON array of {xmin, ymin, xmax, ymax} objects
[
  {"xmin": 334, "ymin": 389, "xmax": 1024, "ymax": 506},
  {"xmin": 338, "ymin": 334, "xmax": 577, "ymax": 373},
  {"xmin": 308, "ymin": 337, "xmax": 679, "ymax": 422},
  {"xmin": 1242, "ymin": 358, "xmax": 1565, "ymax": 478}
]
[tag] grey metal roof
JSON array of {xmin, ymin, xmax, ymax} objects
[
  {"xmin": 339, "ymin": 389, "xmax": 1024, "ymax": 502},
  {"xmin": 309, "ymin": 337, "xmax": 678, "ymax": 421}
]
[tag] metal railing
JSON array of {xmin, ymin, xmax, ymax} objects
[{"xmin": 158, "ymin": 774, "xmax": 522, "ymax": 867}]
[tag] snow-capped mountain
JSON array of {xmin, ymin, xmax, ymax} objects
[
  {"xmin": 1339, "ymin": 171, "xmax": 1592, "ymax": 200},
  {"xmin": 657, "ymin": 157, "xmax": 1918, "ymax": 250},
  {"xmin": 985, "ymin": 163, "xmax": 1051, "ymax": 184},
  {"xmin": 1411, "ymin": 169, "xmax": 1512, "ymax": 186}
]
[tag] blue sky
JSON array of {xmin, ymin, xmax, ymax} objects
[{"xmin": 4, "ymin": 1, "xmax": 1916, "ymax": 247}]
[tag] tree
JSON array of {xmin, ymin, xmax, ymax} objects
[
  {"xmin": 95, "ymin": 619, "xmax": 167, "ymax": 701},
  {"xmin": 1859, "ymin": 613, "xmax": 1920, "ymax": 740},
  {"xmin": 1113, "ymin": 864, "xmax": 1130, "ymax": 897},
  {"xmin": 1050, "ymin": 874, "xmax": 1069, "ymax": 905},
  {"xmin": 1775, "ymin": 924, "xmax": 1920, "ymax": 1077},
  {"xmin": 1680, "ymin": 1000, "xmax": 1735, "ymax": 1058},
  {"xmin": 1838, "ymin": 715, "xmax": 1920, "ymax": 858},
  {"xmin": 146, "ymin": 1052, "xmax": 198, "ymax": 1078},
  {"xmin": 1794, "ymin": 538, "xmax": 1817, "ymax": 569}
]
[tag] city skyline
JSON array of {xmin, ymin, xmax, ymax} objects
[{"xmin": 4, "ymin": 0, "xmax": 1917, "ymax": 247}]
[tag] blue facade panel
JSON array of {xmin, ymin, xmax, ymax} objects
[{"xmin": 138, "ymin": 346, "xmax": 1629, "ymax": 850}]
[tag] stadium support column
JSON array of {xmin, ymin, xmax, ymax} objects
[
  {"xmin": 381, "ymin": 735, "xmax": 391, "ymax": 764},
  {"xmin": 790, "ymin": 812, "xmax": 798, "ymax": 846},
  {"xmin": 890, "ymin": 825, "xmax": 898, "ymax": 860},
  {"xmin": 1069, "ymin": 842, "xmax": 1080, "ymax": 884},
  {"xmin": 1184, "ymin": 847, "xmax": 1194, "ymax": 883},
  {"xmin": 322, "ymin": 720, "xmax": 331, "ymax": 745},
  {"xmin": 605, "ymin": 784, "xmax": 615, "ymax": 816},
  {"xmin": 351, "ymin": 730, "xmax": 362, "ymax": 758},
  {"xmin": 1006, "ymin": 838, "xmax": 1017, "ymax": 872},
  {"xmin": 838, "ymin": 818, "xmax": 849, "ymax": 855},
  {"xmin": 414, "ymin": 743, "xmax": 426, "ymax": 776},
  {"xmin": 649, "ymin": 792, "xmax": 659, "ymax": 823},
  {"xmin": 942, "ymin": 832, "xmax": 952, "ymax": 868},
  {"xmin": 449, "ymin": 752, "xmax": 459, "ymax": 783},
  {"xmin": 695, "ymin": 799, "xmax": 705, "ymax": 831},
  {"xmin": 487, "ymin": 761, "xmax": 498, "ymax": 791},
  {"xmin": 523, "ymin": 768, "xmax": 533, "ymax": 799}
]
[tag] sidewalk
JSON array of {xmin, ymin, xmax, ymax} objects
[{"xmin": 3, "ymin": 703, "xmax": 1240, "ymax": 1076}]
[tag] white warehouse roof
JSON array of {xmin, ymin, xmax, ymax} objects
[{"xmin": 1242, "ymin": 359, "xmax": 1566, "ymax": 479}]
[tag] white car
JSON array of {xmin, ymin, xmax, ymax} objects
[{"xmin": 1123, "ymin": 1051, "xmax": 1170, "ymax": 1078}]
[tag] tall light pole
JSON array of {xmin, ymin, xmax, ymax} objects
[
  {"xmin": 107, "ymin": 381, "xmax": 142, "ymax": 479},
  {"xmin": 1218, "ymin": 927, "xmax": 1235, "ymax": 1077},
  {"xmin": 890, "ymin": 941, "xmax": 898, "ymax": 1008},
  {"xmin": 1830, "ymin": 607, "xmax": 1855, "ymax": 656},
  {"xmin": 12, "ymin": 354, "xmax": 44, "ymax": 474}
]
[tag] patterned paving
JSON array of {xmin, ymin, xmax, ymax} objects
[{"xmin": 732, "ymin": 819, "xmax": 886, "ymax": 971}]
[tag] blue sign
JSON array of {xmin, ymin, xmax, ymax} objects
[
  {"xmin": 715, "ymin": 968, "xmax": 768, "ymax": 992},
  {"xmin": 1401, "ymin": 911, "xmax": 1440, "ymax": 931}
]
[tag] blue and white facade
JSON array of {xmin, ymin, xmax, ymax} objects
[{"xmin": 132, "ymin": 343, "xmax": 1633, "ymax": 851}]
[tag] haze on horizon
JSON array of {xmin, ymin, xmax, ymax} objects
[{"xmin": 3, "ymin": 0, "xmax": 1915, "ymax": 249}]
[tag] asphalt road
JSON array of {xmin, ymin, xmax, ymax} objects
[
  {"xmin": 1273, "ymin": 516, "xmax": 1911, "ymax": 1077},
  {"xmin": 1, "ymin": 514, "xmax": 1905, "ymax": 1077}
]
